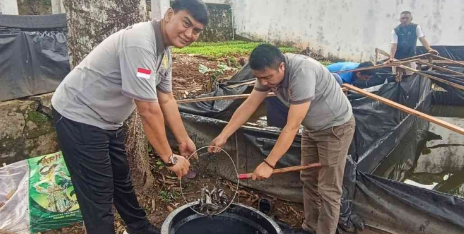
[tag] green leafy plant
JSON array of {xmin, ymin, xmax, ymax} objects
[
  {"xmin": 199, "ymin": 63, "xmax": 236, "ymax": 91},
  {"xmin": 158, "ymin": 190, "xmax": 180, "ymax": 203},
  {"xmin": 173, "ymin": 41, "xmax": 297, "ymax": 58}
]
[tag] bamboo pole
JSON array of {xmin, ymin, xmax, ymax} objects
[
  {"xmin": 398, "ymin": 65, "xmax": 464, "ymax": 91},
  {"xmin": 416, "ymin": 61, "xmax": 464, "ymax": 76},
  {"xmin": 238, "ymin": 163, "xmax": 322, "ymax": 180},
  {"xmin": 343, "ymin": 84, "xmax": 464, "ymax": 135}
]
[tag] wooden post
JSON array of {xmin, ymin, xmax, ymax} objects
[{"xmin": 343, "ymin": 84, "xmax": 464, "ymax": 135}]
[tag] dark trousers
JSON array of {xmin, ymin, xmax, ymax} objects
[
  {"xmin": 300, "ymin": 116, "xmax": 356, "ymax": 234},
  {"xmin": 53, "ymin": 109, "xmax": 151, "ymax": 234}
]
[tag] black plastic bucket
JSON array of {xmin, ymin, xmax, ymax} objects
[{"xmin": 161, "ymin": 202, "xmax": 282, "ymax": 234}]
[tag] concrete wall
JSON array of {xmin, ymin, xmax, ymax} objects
[
  {"xmin": 0, "ymin": 0, "xmax": 18, "ymax": 15},
  {"xmin": 0, "ymin": 94, "xmax": 59, "ymax": 165},
  {"xmin": 228, "ymin": 0, "xmax": 464, "ymax": 61}
]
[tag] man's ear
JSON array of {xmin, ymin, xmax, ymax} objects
[
  {"xmin": 164, "ymin": 8, "xmax": 174, "ymax": 22},
  {"xmin": 279, "ymin": 62, "xmax": 285, "ymax": 72}
]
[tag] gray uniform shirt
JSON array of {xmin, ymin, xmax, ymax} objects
[
  {"xmin": 255, "ymin": 54, "xmax": 352, "ymax": 131},
  {"xmin": 52, "ymin": 20, "xmax": 172, "ymax": 130}
]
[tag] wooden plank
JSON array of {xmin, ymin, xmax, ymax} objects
[
  {"xmin": 398, "ymin": 65, "xmax": 464, "ymax": 91},
  {"xmin": 343, "ymin": 84, "xmax": 464, "ymax": 135},
  {"xmin": 417, "ymin": 61, "xmax": 464, "ymax": 76},
  {"xmin": 177, "ymin": 93, "xmax": 276, "ymax": 104}
]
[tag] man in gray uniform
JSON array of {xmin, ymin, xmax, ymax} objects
[
  {"xmin": 209, "ymin": 44, "xmax": 355, "ymax": 234},
  {"xmin": 51, "ymin": 0, "xmax": 208, "ymax": 233}
]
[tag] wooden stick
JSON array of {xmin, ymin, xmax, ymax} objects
[
  {"xmin": 336, "ymin": 63, "xmax": 394, "ymax": 74},
  {"xmin": 399, "ymin": 53, "xmax": 431, "ymax": 61},
  {"xmin": 226, "ymin": 80, "xmax": 256, "ymax": 88},
  {"xmin": 177, "ymin": 93, "xmax": 276, "ymax": 104},
  {"xmin": 335, "ymin": 59, "xmax": 420, "ymax": 74},
  {"xmin": 239, "ymin": 163, "xmax": 322, "ymax": 180},
  {"xmin": 431, "ymin": 54, "xmax": 464, "ymax": 66},
  {"xmin": 419, "ymin": 59, "xmax": 463, "ymax": 65},
  {"xmin": 398, "ymin": 65, "xmax": 464, "ymax": 91},
  {"xmin": 343, "ymin": 84, "xmax": 464, "ymax": 135},
  {"xmin": 375, "ymin": 48, "xmax": 391, "ymax": 58},
  {"xmin": 416, "ymin": 61, "xmax": 464, "ymax": 76}
]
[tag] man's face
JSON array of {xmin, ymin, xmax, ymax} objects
[
  {"xmin": 164, "ymin": 9, "xmax": 204, "ymax": 48},
  {"xmin": 252, "ymin": 63, "xmax": 285, "ymax": 88},
  {"xmin": 357, "ymin": 73, "xmax": 372, "ymax": 81},
  {"xmin": 400, "ymin": 13, "xmax": 412, "ymax": 26}
]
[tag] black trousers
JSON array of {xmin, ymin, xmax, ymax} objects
[{"xmin": 53, "ymin": 108, "xmax": 151, "ymax": 234}]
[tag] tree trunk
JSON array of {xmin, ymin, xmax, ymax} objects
[{"xmin": 63, "ymin": 0, "xmax": 155, "ymax": 192}]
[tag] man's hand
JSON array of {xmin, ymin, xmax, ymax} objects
[
  {"xmin": 251, "ymin": 162, "xmax": 274, "ymax": 180},
  {"xmin": 167, "ymin": 155, "xmax": 190, "ymax": 179},
  {"xmin": 208, "ymin": 135, "xmax": 228, "ymax": 153},
  {"xmin": 428, "ymin": 49, "xmax": 439, "ymax": 55},
  {"xmin": 387, "ymin": 58, "xmax": 396, "ymax": 64},
  {"xmin": 179, "ymin": 138, "xmax": 197, "ymax": 159}
]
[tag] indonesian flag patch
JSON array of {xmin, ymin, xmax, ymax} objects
[{"xmin": 136, "ymin": 68, "xmax": 151, "ymax": 79}]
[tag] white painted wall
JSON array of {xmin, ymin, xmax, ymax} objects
[
  {"xmin": 228, "ymin": 0, "xmax": 464, "ymax": 61},
  {"xmin": 0, "ymin": 0, "xmax": 18, "ymax": 15},
  {"xmin": 151, "ymin": 0, "xmax": 170, "ymax": 20},
  {"xmin": 51, "ymin": 0, "xmax": 65, "ymax": 14}
]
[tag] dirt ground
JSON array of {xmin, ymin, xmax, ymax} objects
[{"xmin": 43, "ymin": 53, "xmax": 309, "ymax": 234}]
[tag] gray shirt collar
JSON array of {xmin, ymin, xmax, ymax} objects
[
  {"xmin": 280, "ymin": 55, "xmax": 290, "ymax": 88},
  {"xmin": 151, "ymin": 20, "xmax": 167, "ymax": 53}
]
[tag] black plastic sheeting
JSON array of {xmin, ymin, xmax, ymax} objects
[
  {"xmin": 170, "ymin": 63, "xmax": 464, "ymax": 233},
  {"xmin": 417, "ymin": 46, "xmax": 464, "ymax": 61},
  {"xmin": 428, "ymin": 68, "xmax": 464, "ymax": 106},
  {"xmin": 0, "ymin": 21, "xmax": 69, "ymax": 101},
  {"xmin": 354, "ymin": 172, "xmax": 464, "ymax": 233}
]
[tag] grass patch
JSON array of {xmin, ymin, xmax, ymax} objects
[{"xmin": 173, "ymin": 41, "xmax": 298, "ymax": 58}]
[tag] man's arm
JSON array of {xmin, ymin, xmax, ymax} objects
[
  {"xmin": 390, "ymin": 43, "xmax": 398, "ymax": 62},
  {"xmin": 252, "ymin": 101, "xmax": 311, "ymax": 180},
  {"xmin": 135, "ymin": 100, "xmax": 190, "ymax": 178},
  {"xmin": 157, "ymin": 91, "xmax": 195, "ymax": 156},
  {"xmin": 389, "ymin": 30, "xmax": 398, "ymax": 62},
  {"xmin": 418, "ymin": 37, "xmax": 438, "ymax": 54},
  {"xmin": 208, "ymin": 89, "xmax": 269, "ymax": 152}
]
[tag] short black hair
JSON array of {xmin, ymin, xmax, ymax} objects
[
  {"xmin": 172, "ymin": 0, "xmax": 209, "ymax": 26},
  {"xmin": 357, "ymin": 61, "xmax": 376, "ymax": 76},
  {"xmin": 249, "ymin": 44, "xmax": 285, "ymax": 71},
  {"xmin": 400, "ymin": 11, "xmax": 412, "ymax": 16}
]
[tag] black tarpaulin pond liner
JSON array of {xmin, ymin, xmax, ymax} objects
[
  {"xmin": 0, "ymin": 14, "xmax": 69, "ymax": 102},
  {"xmin": 170, "ymin": 63, "xmax": 464, "ymax": 233}
]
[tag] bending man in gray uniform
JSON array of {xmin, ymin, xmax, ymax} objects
[
  {"xmin": 51, "ymin": 0, "xmax": 208, "ymax": 233},
  {"xmin": 208, "ymin": 44, "xmax": 355, "ymax": 234}
]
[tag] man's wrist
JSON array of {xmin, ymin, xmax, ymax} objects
[
  {"xmin": 265, "ymin": 157, "xmax": 277, "ymax": 167},
  {"xmin": 160, "ymin": 152, "xmax": 173, "ymax": 163}
]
